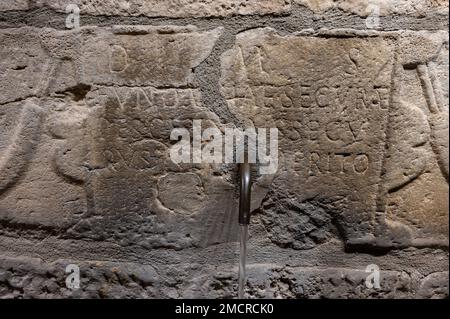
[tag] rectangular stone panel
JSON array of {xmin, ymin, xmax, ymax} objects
[
  {"xmin": 81, "ymin": 26, "xmax": 222, "ymax": 87},
  {"xmin": 0, "ymin": 26, "xmax": 231, "ymax": 250},
  {"xmin": 220, "ymin": 28, "xmax": 449, "ymax": 250}
]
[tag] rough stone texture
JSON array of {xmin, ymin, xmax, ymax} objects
[
  {"xmin": 3, "ymin": 1, "xmax": 447, "ymax": 17},
  {"xmin": 0, "ymin": 0, "xmax": 448, "ymax": 299},
  {"xmin": 0, "ymin": 254, "xmax": 447, "ymax": 298},
  {"xmin": 295, "ymin": 0, "xmax": 449, "ymax": 17},
  {"xmin": 0, "ymin": 26, "xmax": 222, "ymax": 104},
  {"xmin": 1, "ymin": 0, "xmax": 292, "ymax": 17},
  {"xmin": 0, "ymin": 27, "xmax": 227, "ymax": 247},
  {"xmin": 220, "ymin": 28, "xmax": 449, "ymax": 250}
]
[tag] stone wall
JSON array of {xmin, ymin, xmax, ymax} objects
[{"xmin": 0, "ymin": 0, "xmax": 448, "ymax": 299}]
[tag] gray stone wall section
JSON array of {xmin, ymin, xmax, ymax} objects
[{"xmin": 0, "ymin": 1, "xmax": 448, "ymax": 298}]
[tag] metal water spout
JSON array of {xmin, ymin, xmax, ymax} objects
[
  {"xmin": 238, "ymin": 161, "xmax": 251, "ymax": 299},
  {"xmin": 239, "ymin": 162, "xmax": 252, "ymax": 226}
]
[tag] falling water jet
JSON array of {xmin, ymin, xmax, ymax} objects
[
  {"xmin": 238, "ymin": 224, "xmax": 248, "ymax": 299},
  {"xmin": 238, "ymin": 161, "xmax": 251, "ymax": 299}
]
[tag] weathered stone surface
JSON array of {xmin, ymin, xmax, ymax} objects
[
  {"xmin": 220, "ymin": 28, "xmax": 449, "ymax": 250},
  {"xmin": 0, "ymin": 26, "xmax": 222, "ymax": 105},
  {"xmin": 0, "ymin": 255, "xmax": 447, "ymax": 298},
  {"xmin": 295, "ymin": 0, "xmax": 449, "ymax": 17},
  {"xmin": 417, "ymin": 272, "xmax": 449, "ymax": 298},
  {"xmin": 81, "ymin": 26, "xmax": 222, "ymax": 87},
  {"xmin": 38, "ymin": 0, "xmax": 291, "ymax": 17},
  {"xmin": 5, "ymin": 0, "xmax": 447, "ymax": 17},
  {"xmin": 0, "ymin": 0, "xmax": 449, "ymax": 300},
  {"xmin": 63, "ymin": 85, "xmax": 237, "ymax": 249},
  {"xmin": 0, "ymin": 0, "xmax": 29, "ymax": 12},
  {"xmin": 0, "ymin": 30, "xmax": 52, "ymax": 104},
  {"xmin": 0, "ymin": 98, "xmax": 91, "ymax": 229},
  {"xmin": 0, "ymin": 26, "xmax": 233, "ymax": 250},
  {"xmin": 0, "ymin": 89, "xmax": 236, "ymax": 248}
]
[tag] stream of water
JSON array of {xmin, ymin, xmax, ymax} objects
[{"xmin": 238, "ymin": 224, "xmax": 248, "ymax": 299}]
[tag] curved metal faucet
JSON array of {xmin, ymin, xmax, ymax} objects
[
  {"xmin": 238, "ymin": 161, "xmax": 252, "ymax": 299},
  {"xmin": 239, "ymin": 162, "xmax": 252, "ymax": 225}
]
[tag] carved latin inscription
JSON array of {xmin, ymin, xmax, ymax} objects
[{"xmin": 220, "ymin": 29, "xmax": 449, "ymax": 249}]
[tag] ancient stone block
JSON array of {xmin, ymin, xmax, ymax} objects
[
  {"xmin": 0, "ymin": 99, "xmax": 88, "ymax": 228},
  {"xmin": 1, "ymin": 254, "xmax": 447, "ymax": 298},
  {"xmin": 220, "ymin": 28, "xmax": 449, "ymax": 250},
  {"xmin": 0, "ymin": 101, "xmax": 43, "ymax": 196},
  {"xmin": 295, "ymin": 0, "xmax": 449, "ymax": 17},
  {"xmin": 0, "ymin": 30, "xmax": 52, "ymax": 104},
  {"xmin": 39, "ymin": 0, "xmax": 291, "ymax": 18}
]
